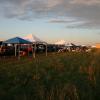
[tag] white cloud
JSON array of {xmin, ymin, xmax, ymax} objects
[
  {"xmin": 48, "ymin": 17, "xmax": 76, "ymax": 23},
  {"xmin": 0, "ymin": 0, "xmax": 100, "ymax": 28},
  {"xmin": 70, "ymin": 0, "xmax": 100, "ymax": 5}
]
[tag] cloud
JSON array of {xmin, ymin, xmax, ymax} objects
[
  {"xmin": 0, "ymin": 0, "xmax": 100, "ymax": 28},
  {"xmin": 48, "ymin": 17, "xmax": 76, "ymax": 23},
  {"xmin": 49, "ymin": 19, "xmax": 74, "ymax": 23},
  {"xmin": 0, "ymin": 0, "xmax": 66, "ymax": 20},
  {"xmin": 70, "ymin": 0, "xmax": 100, "ymax": 5}
]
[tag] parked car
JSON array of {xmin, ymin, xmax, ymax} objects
[{"xmin": 0, "ymin": 46, "xmax": 15, "ymax": 56}]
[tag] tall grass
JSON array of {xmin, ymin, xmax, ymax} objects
[{"xmin": 0, "ymin": 50, "xmax": 100, "ymax": 100}]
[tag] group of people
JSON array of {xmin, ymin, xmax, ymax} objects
[{"xmin": 57, "ymin": 46, "xmax": 90, "ymax": 53}]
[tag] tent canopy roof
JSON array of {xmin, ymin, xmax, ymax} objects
[
  {"xmin": 55, "ymin": 40, "xmax": 67, "ymax": 45},
  {"xmin": 4, "ymin": 37, "xmax": 32, "ymax": 44},
  {"xmin": 23, "ymin": 34, "xmax": 47, "ymax": 44}
]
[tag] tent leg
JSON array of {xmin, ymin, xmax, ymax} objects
[
  {"xmin": 28, "ymin": 44, "xmax": 30, "ymax": 56},
  {"xmin": 33, "ymin": 43, "xmax": 36, "ymax": 58},
  {"xmin": 31, "ymin": 45, "xmax": 34, "ymax": 57},
  {"xmin": 46, "ymin": 44, "xmax": 47, "ymax": 56},
  {"xmin": 15, "ymin": 44, "xmax": 17, "ymax": 57},
  {"xmin": 18, "ymin": 44, "xmax": 20, "ymax": 60}
]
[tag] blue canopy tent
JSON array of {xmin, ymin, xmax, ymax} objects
[
  {"xmin": 4, "ymin": 37, "xmax": 31, "ymax": 44},
  {"xmin": 3, "ymin": 37, "xmax": 32, "ymax": 59}
]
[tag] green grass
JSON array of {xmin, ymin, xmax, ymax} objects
[{"xmin": 0, "ymin": 50, "xmax": 100, "ymax": 100}]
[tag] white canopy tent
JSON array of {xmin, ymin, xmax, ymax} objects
[
  {"xmin": 23, "ymin": 34, "xmax": 47, "ymax": 58},
  {"xmin": 24, "ymin": 34, "xmax": 45, "ymax": 43},
  {"xmin": 66, "ymin": 43, "xmax": 73, "ymax": 47},
  {"xmin": 55, "ymin": 40, "xmax": 67, "ymax": 45}
]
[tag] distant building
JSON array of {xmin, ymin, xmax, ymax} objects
[{"xmin": 96, "ymin": 43, "xmax": 100, "ymax": 48}]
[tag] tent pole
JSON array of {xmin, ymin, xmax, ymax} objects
[
  {"xmin": 15, "ymin": 44, "xmax": 17, "ymax": 57},
  {"xmin": 31, "ymin": 44, "xmax": 33, "ymax": 57},
  {"xmin": 18, "ymin": 44, "xmax": 20, "ymax": 60},
  {"xmin": 46, "ymin": 44, "xmax": 47, "ymax": 56},
  {"xmin": 28, "ymin": 44, "xmax": 30, "ymax": 56},
  {"xmin": 34, "ymin": 43, "xmax": 36, "ymax": 58}
]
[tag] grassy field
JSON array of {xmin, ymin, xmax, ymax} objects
[{"xmin": 0, "ymin": 50, "xmax": 100, "ymax": 100}]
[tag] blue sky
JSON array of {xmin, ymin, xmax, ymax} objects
[{"xmin": 0, "ymin": 0, "xmax": 100, "ymax": 45}]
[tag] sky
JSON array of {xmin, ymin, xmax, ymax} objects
[{"xmin": 0, "ymin": 0, "xmax": 100, "ymax": 45}]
